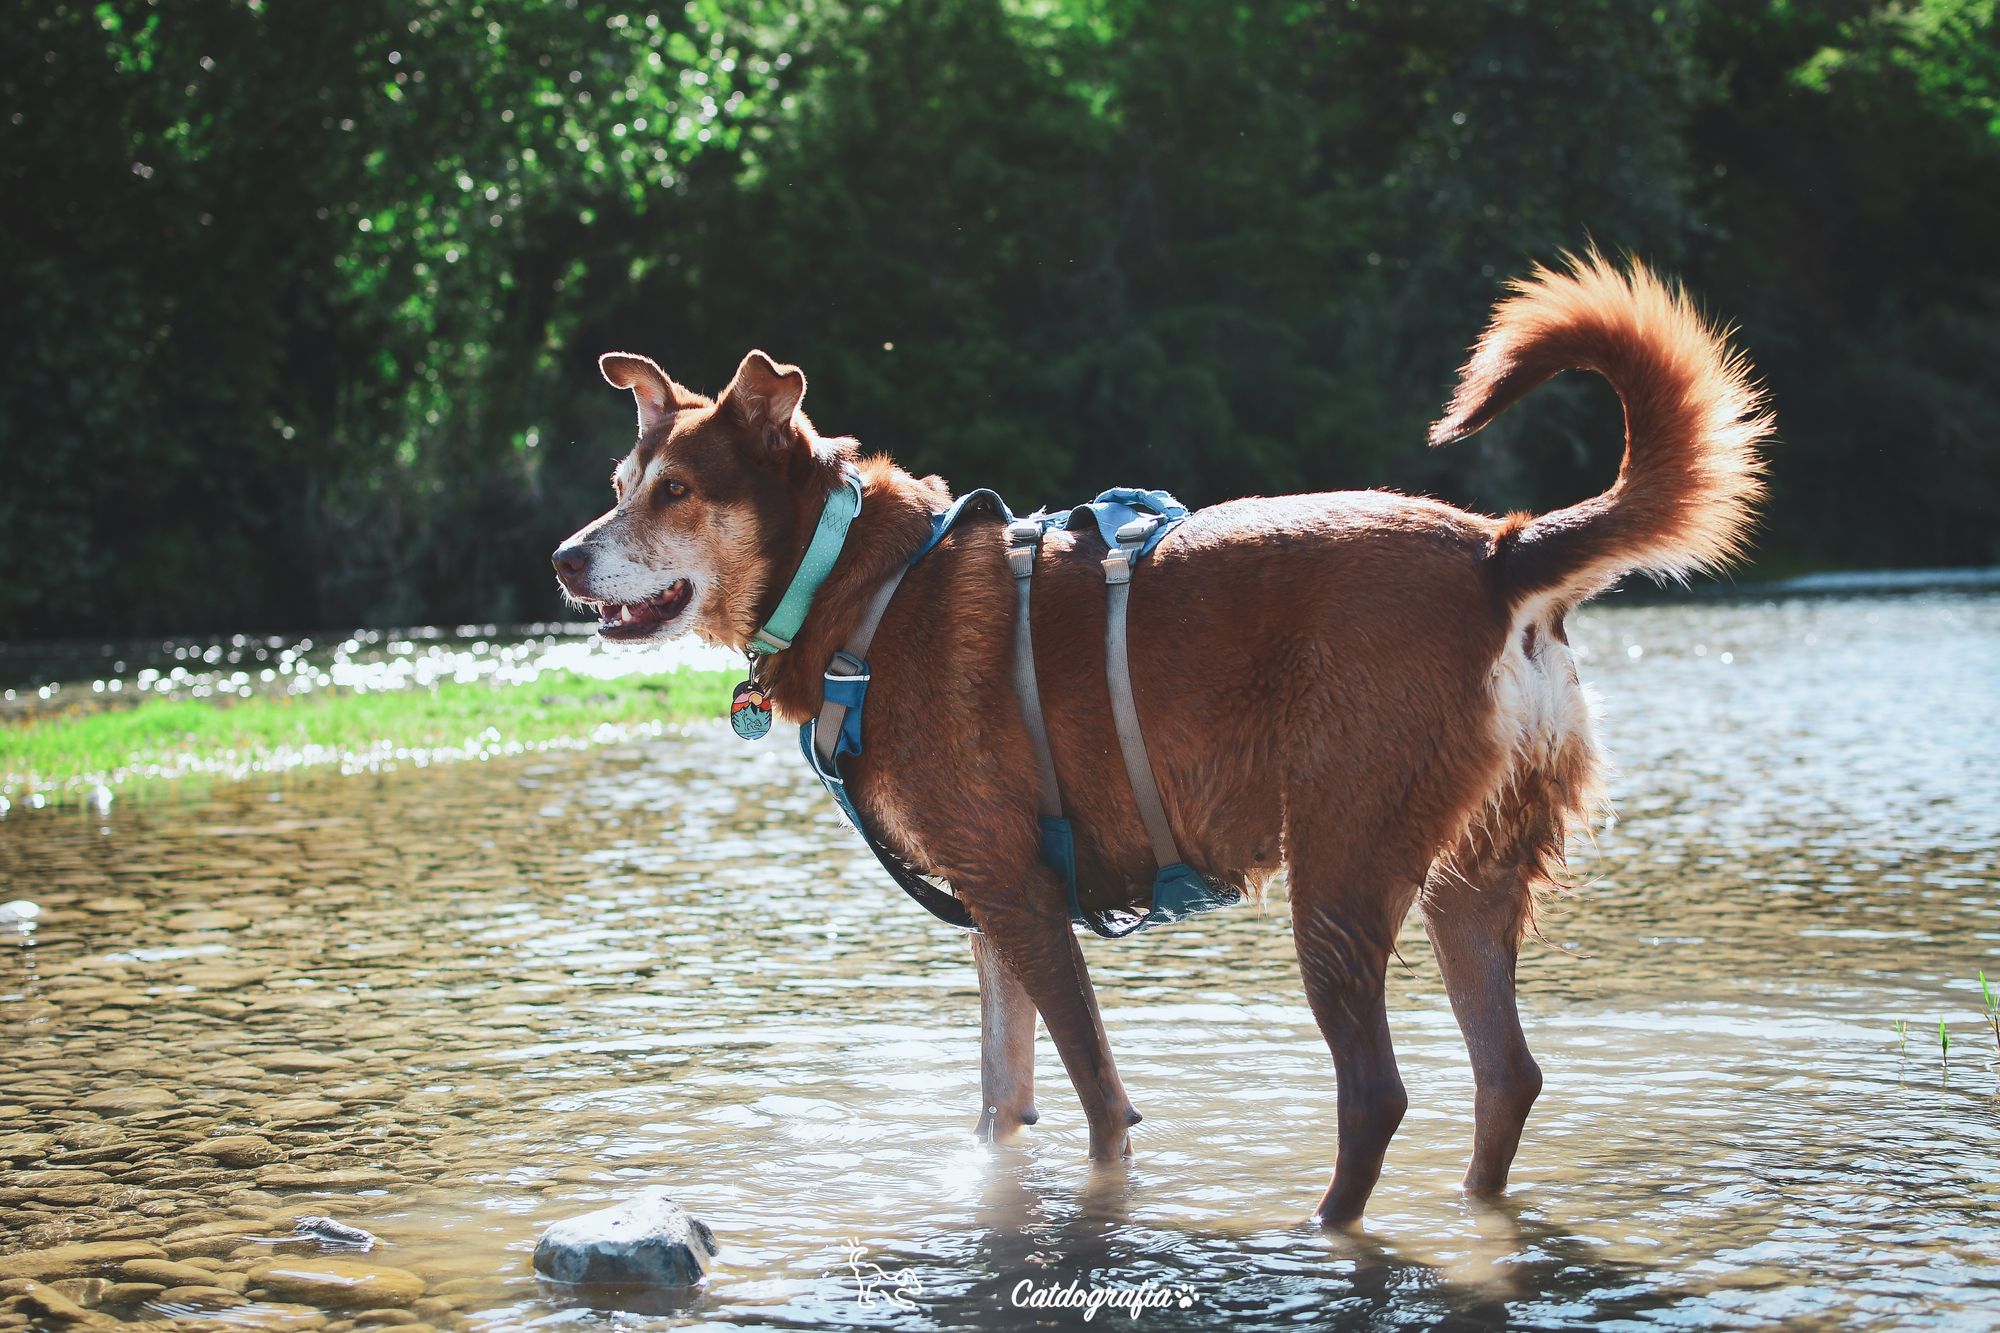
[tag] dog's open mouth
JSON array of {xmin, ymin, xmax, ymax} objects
[{"xmin": 592, "ymin": 579, "xmax": 693, "ymax": 640}]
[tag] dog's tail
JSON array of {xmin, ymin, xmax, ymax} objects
[{"xmin": 1429, "ymin": 252, "xmax": 1772, "ymax": 614}]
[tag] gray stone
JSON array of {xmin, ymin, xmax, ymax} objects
[
  {"xmin": 531, "ymin": 1189, "xmax": 716, "ymax": 1288},
  {"xmin": 292, "ymin": 1215, "xmax": 377, "ymax": 1252}
]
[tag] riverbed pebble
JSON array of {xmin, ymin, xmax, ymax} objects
[
  {"xmin": 160, "ymin": 1218, "xmax": 270, "ymax": 1257},
  {"xmin": 248, "ymin": 1258, "xmax": 426, "ymax": 1308},
  {"xmin": 256, "ymin": 1167, "xmax": 400, "ymax": 1190},
  {"xmin": 160, "ymin": 1283, "xmax": 249, "ymax": 1306},
  {"xmin": 257, "ymin": 1099, "xmax": 346, "ymax": 1124},
  {"xmin": 259, "ymin": 1051, "xmax": 354, "ymax": 1074},
  {"xmin": 4, "ymin": 1279, "xmax": 116, "ymax": 1328},
  {"xmin": 0, "ymin": 1132, "xmax": 53, "ymax": 1161},
  {"xmin": 122, "ymin": 1257, "xmax": 219, "ymax": 1286},
  {"xmin": 0, "ymin": 1241, "xmax": 164, "ymax": 1281},
  {"xmin": 192, "ymin": 1134, "xmax": 282, "ymax": 1166},
  {"xmin": 75, "ymin": 1087, "xmax": 177, "ymax": 1116},
  {"xmin": 48, "ymin": 1277, "xmax": 110, "ymax": 1307}
]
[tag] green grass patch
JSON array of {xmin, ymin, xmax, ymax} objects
[{"xmin": 0, "ymin": 670, "xmax": 734, "ymax": 802}]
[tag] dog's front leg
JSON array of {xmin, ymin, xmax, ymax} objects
[
  {"xmin": 971, "ymin": 933, "xmax": 1039, "ymax": 1142},
  {"xmin": 959, "ymin": 862, "xmax": 1139, "ymax": 1163}
]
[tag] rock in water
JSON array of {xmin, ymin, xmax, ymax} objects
[
  {"xmin": 532, "ymin": 1188, "xmax": 717, "ymax": 1287},
  {"xmin": 292, "ymin": 1215, "xmax": 377, "ymax": 1252}
]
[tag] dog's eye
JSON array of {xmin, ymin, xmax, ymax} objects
[{"xmin": 663, "ymin": 479, "xmax": 688, "ymax": 499}]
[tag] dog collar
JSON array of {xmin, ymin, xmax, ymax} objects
[{"xmin": 749, "ymin": 465, "xmax": 864, "ymax": 655}]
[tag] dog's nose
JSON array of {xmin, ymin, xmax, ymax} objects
[{"xmin": 551, "ymin": 542, "xmax": 592, "ymax": 587}]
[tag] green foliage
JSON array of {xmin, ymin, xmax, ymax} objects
[
  {"xmin": 0, "ymin": 667, "xmax": 733, "ymax": 799},
  {"xmin": 2, "ymin": 0, "xmax": 1996, "ymax": 638}
]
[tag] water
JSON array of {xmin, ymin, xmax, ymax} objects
[{"xmin": 1, "ymin": 592, "xmax": 1996, "ymax": 1330}]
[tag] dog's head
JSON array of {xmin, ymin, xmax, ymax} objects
[{"xmin": 552, "ymin": 349, "xmax": 845, "ymax": 647}]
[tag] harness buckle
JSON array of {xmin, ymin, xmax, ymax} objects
[
  {"xmin": 1114, "ymin": 515, "xmax": 1159, "ymax": 547},
  {"xmin": 1006, "ymin": 518, "xmax": 1042, "ymax": 579},
  {"xmin": 1101, "ymin": 547, "xmax": 1133, "ymax": 585},
  {"xmin": 1005, "ymin": 519, "xmax": 1043, "ymax": 546}
]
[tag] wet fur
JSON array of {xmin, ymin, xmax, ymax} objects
[{"xmin": 554, "ymin": 255, "xmax": 1771, "ymax": 1224}]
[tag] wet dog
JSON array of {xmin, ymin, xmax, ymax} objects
[{"xmin": 551, "ymin": 255, "xmax": 1770, "ymax": 1226}]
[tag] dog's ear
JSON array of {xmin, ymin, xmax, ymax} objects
[
  {"xmin": 720, "ymin": 350, "xmax": 810, "ymax": 459},
  {"xmin": 599, "ymin": 352, "xmax": 693, "ymax": 436}
]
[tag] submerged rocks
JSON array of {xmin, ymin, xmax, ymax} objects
[
  {"xmin": 74, "ymin": 1087, "xmax": 176, "ymax": 1116},
  {"xmin": 4, "ymin": 1279, "xmax": 117, "ymax": 1328},
  {"xmin": 255, "ymin": 1166, "xmax": 399, "ymax": 1190},
  {"xmin": 257, "ymin": 1051, "xmax": 353, "ymax": 1075},
  {"xmin": 255, "ymin": 1098, "xmax": 345, "ymax": 1124},
  {"xmin": 0, "ymin": 1241, "xmax": 164, "ymax": 1281},
  {"xmin": 532, "ymin": 1189, "xmax": 717, "ymax": 1288},
  {"xmin": 159, "ymin": 1219, "xmax": 269, "ymax": 1258},
  {"xmin": 0, "ymin": 1132, "xmax": 53, "ymax": 1161},
  {"xmin": 247, "ymin": 1256, "xmax": 425, "ymax": 1308},
  {"xmin": 190, "ymin": 1134, "xmax": 280, "ymax": 1166},
  {"xmin": 120, "ymin": 1259, "xmax": 217, "ymax": 1287}
]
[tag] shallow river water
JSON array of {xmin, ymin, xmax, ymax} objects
[{"xmin": 2, "ymin": 591, "xmax": 1997, "ymax": 1331}]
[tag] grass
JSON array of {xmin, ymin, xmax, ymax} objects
[
  {"xmin": 1984, "ymin": 972, "xmax": 2000, "ymax": 1062},
  {"xmin": 0, "ymin": 670, "xmax": 734, "ymax": 803}
]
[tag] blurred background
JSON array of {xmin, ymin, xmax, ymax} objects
[{"xmin": 4, "ymin": 0, "xmax": 1997, "ymax": 640}]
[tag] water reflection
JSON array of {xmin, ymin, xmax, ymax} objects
[{"xmin": 0, "ymin": 591, "xmax": 1996, "ymax": 1329}]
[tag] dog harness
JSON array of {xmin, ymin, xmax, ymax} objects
[{"xmin": 792, "ymin": 482, "xmax": 1242, "ymax": 937}]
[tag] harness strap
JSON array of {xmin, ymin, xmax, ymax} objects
[
  {"xmin": 803, "ymin": 561, "xmax": 977, "ymax": 932},
  {"xmin": 799, "ymin": 484, "xmax": 1239, "ymax": 939},
  {"xmin": 1006, "ymin": 519, "xmax": 1094, "ymax": 933},
  {"xmin": 1005, "ymin": 520, "xmax": 1064, "ymax": 819},
  {"xmin": 814, "ymin": 569, "xmax": 908, "ymax": 766},
  {"xmin": 1101, "ymin": 516, "xmax": 1183, "ymax": 869}
]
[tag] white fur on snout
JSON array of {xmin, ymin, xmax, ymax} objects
[
  {"xmin": 587, "ymin": 537, "xmax": 697, "ymax": 605},
  {"xmin": 559, "ymin": 510, "xmax": 714, "ymax": 641}
]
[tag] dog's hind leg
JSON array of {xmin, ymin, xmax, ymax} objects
[
  {"xmin": 1421, "ymin": 808, "xmax": 1558, "ymax": 1197},
  {"xmin": 1286, "ymin": 833, "xmax": 1427, "ymax": 1228},
  {"xmin": 971, "ymin": 932, "xmax": 1040, "ymax": 1142}
]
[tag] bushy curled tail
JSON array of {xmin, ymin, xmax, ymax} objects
[{"xmin": 1430, "ymin": 252, "xmax": 1773, "ymax": 613}]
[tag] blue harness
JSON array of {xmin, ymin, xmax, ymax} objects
[{"xmin": 800, "ymin": 487, "xmax": 1242, "ymax": 937}]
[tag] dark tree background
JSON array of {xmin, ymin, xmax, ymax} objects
[{"xmin": 3, "ymin": 0, "xmax": 1996, "ymax": 638}]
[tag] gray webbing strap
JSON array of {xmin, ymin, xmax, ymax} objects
[
  {"xmin": 813, "ymin": 568, "xmax": 910, "ymax": 765},
  {"xmin": 1005, "ymin": 520, "xmax": 1064, "ymax": 819},
  {"xmin": 1101, "ymin": 518, "xmax": 1181, "ymax": 869}
]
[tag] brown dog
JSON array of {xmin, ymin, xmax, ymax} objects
[{"xmin": 551, "ymin": 255, "xmax": 1770, "ymax": 1226}]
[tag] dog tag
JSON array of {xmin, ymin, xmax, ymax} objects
[{"xmin": 730, "ymin": 678, "xmax": 773, "ymax": 740}]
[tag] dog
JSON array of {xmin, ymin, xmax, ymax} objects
[{"xmin": 551, "ymin": 254, "xmax": 1770, "ymax": 1226}]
